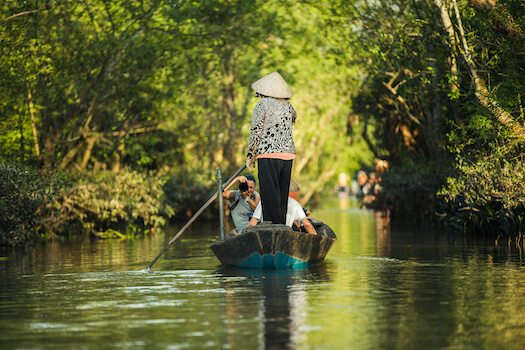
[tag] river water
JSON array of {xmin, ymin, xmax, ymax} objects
[{"xmin": 1, "ymin": 197, "xmax": 525, "ymax": 349}]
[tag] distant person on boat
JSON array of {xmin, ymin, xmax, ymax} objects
[
  {"xmin": 352, "ymin": 170, "xmax": 368, "ymax": 197},
  {"xmin": 222, "ymin": 174, "xmax": 261, "ymax": 233},
  {"xmin": 364, "ymin": 172, "xmax": 378, "ymax": 196},
  {"xmin": 245, "ymin": 71, "xmax": 296, "ymax": 226},
  {"xmin": 338, "ymin": 172, "xmax": 350, "ymax": 197},
  {"xmin": 247, "ymin": 196, "xmax": 317, "ymax": 235},
  {"xmin": 361, "ymin": 172, "xmax": 378, "ymax": 207}
]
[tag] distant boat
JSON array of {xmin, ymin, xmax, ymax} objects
[{"xmin": 210, "ymin": 220, "xmax": 337, "ymax": 268}]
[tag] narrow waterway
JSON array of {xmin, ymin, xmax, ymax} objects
[{"xmin": 1, "ymin": 197, "xmax": 525, "ymax": 349}]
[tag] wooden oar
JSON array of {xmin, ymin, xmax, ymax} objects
[{"xmin": 144, "ymin": 164, "xmax": 247, "ymax": 272}]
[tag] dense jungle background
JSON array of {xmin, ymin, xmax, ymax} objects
[{"xmin": 1, "ymin": 0, "xmax": 524, "ymax": 246}]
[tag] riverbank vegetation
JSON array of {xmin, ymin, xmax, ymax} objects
[
  {"xmin": 326, "ymin": 0, "xmax": 525, "ymax": 236},
  {"xmin": 1, "ymin": 0, "xmax": 524, "ymax": 246}
]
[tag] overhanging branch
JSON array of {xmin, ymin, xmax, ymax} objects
[{"xmin": 1, "ymin": 1, "xmax": 56, "ymax": 25}]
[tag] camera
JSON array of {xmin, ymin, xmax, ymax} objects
[{"xmin": 238, "ymin": 182, "xmax": 248, "ymax": 192}]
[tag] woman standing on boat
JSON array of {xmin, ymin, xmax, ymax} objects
[{"xmin": 246, "ymin": 71, "xmax": 296, "ymax": 225}]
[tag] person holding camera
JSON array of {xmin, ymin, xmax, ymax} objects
[{"xmin": 222, "ymin": 174, "xmax": 261, "ymax": 233}]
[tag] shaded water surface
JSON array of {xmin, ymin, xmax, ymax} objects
[{"xmin": 1, "ymin": 197, "xmax": 525, "ymax": 349}]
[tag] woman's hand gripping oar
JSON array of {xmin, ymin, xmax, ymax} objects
[{"xmin": 143, "ymin": 164, "xmax": 248, "ymax": 272}]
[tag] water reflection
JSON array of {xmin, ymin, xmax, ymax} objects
[
  {"xmin": 338, "ymin": 194, "xmax": 349, "ymax": 210},
  {"xmin": 217, "ymin": 266, "xmax": 331, "ymax": 350},
  {"xmin": 375, "ymin": 210, "xmax": 391, "ymax": 257}
]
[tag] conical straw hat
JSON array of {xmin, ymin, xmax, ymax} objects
[{"xmin": 251, "ymin": 71, "xmax": 293, "ymax": 98}]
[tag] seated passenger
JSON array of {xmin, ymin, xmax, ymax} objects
[
  {"xmin": 222, "ymin": 174, "xmax": 260, "ymax": 233},
  {"xmin": 247, "ymin": 196, "xmax": 317, "ymax": 235},
  {"xmin": 288, "ymin": 179, "xmax": 310, "ymax": 216}
]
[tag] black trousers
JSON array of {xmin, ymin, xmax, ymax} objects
[{"xmin": 257, "ymin": 158, "xmax": 293, "ymax": 225}]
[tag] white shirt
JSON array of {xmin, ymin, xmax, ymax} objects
[{"xmin": 252, "ymin": 197, "xmax": 306, "ymax": 227}]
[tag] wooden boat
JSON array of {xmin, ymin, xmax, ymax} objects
[{"xmin": 210, "ymin": 219, "xmax": 337, "ymax": 268}]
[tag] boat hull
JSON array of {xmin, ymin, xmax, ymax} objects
[{"xmin": 210, "ymin": 222, "xmax": 336, "ymax": 269}]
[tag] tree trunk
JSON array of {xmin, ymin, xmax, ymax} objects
[
  {"xmin": 56, "ymin": 96, "xmax": 97, "ymax": 171},
  {"xmin": 58, "ymin": 141, "xmax": 83, "ymax": 171},
  {"xmin": 434, "ymin": 0, "xmax": 459, "ymax": 94},
  {"xmin": 451, "ymin": 0, "xmax": 525, "ymax": 138},
  {"xmin": 434, "ymin": 0, "xmax": 461, "ymax": 124},
  {"xmin": 301, "ymin": 153, "xmax": 338, "ymax": 205},
  {"xmin": 81, "ymin": 137, "xmax": 96, "ymax": 170},
  {"xmin": 18, "ymin": 111, "xmax": 25, "ymax": 161},
  {"xmin": 362, "ymin": 114, "xmax": 386, "ymax": 159},
  {"xmin": 221, "ymin": 49, "xmax": 243, "ymax": 173},
  {"xmin": 112, "ymin": 128, "xmax": 127, "ymax": 173},
  {"xmin": 26, "ymin": 81, "xmax": 40, "ymax": 157},
  {"xmin": 223, "ymin": 72, "xmax": 239, "ymax": 168}
]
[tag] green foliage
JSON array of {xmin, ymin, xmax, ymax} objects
[
  {"xmin": 39, "ymin": 170, "xmax": 175, "ymax": 237},
  {"xmin": 1, "ymin": 0, "xmax": 181, "ymax": 168},
  {"xmin": 163, "ymin": 170, "xmax": 217, "ymax": 221},
  {"xmin": 2, "ymin": 1, "xmax": 372, "ymax": 243},
  {"xmin": 438, "ymin": 156, "xmax": 525, "ymax": 236},
  {"xmin": 435, "ymin": 0, "xmax": 525, "ymax": 236},
  {"xmin": 1, "ymin": 1, "xmax": 366, "ymax": 189},
  {"xmin": 379, "ymin": 160, "xmax": 455, "ymax": 221},
  {"xmin": 0, "ymin": 162, "xmax": 64, "ymax": 246},
  {"xmin": 319, "ymin": 0, "xmax": 525, "ymax": 235},
  {"xmin": 0, "ymin": 161, "xmax": 222, "ymax": 246},
  {"xmin": 319, "ymin": 0, "xmax": 456, "ymax": 162}
]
